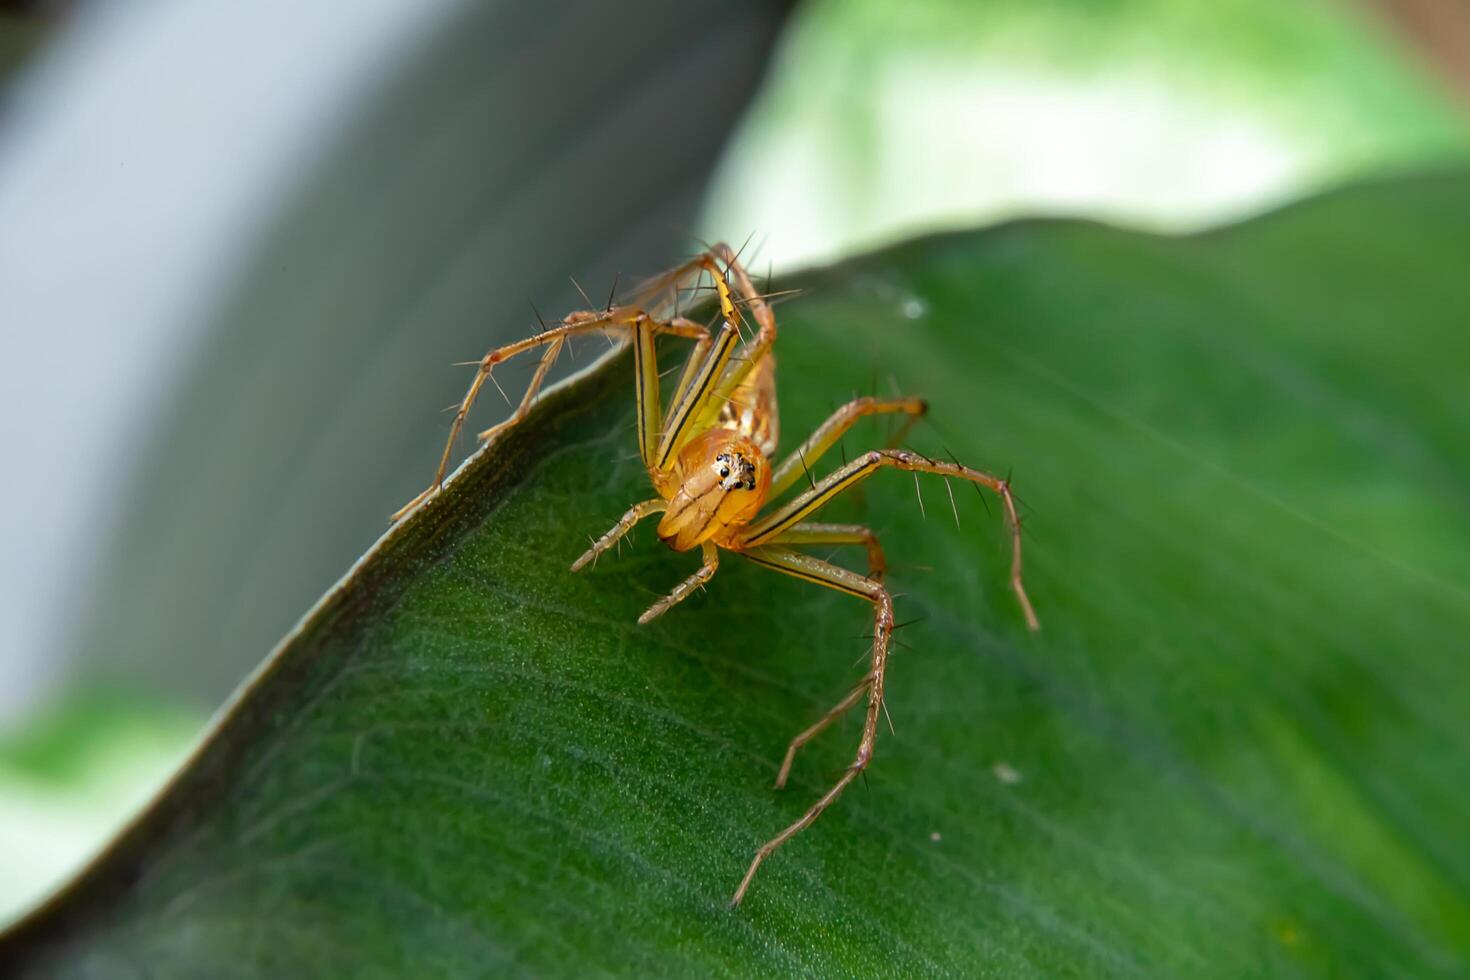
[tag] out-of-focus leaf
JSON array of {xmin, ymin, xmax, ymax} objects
[
  {"xmin": 703, "ymin": 0, "xmax": 1470, "ymax": 267},
  {"xmin": 0, "ymin": 693, "xmax": 201, "ymax": 926},
  {"xmin": 4, "ymin": 172, "xmax": 1469, "ymax": 976}
]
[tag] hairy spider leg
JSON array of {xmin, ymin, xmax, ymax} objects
[
  {"xmin": 590, "ymin": 242, "xmax": 775, "ymax": 474},
  {"xmin": 764, "ymin": 522, "xmax": 886, "ymax": 790},
  {"xmin": 482, "ymin": 312, "xmax": 711, "ymax": 472},
  {"xmin": 617, "ymin": 247, "xmax": 737, "ymax": 315},
  {"xmin": 767, "ymin": 522, "xmax": 886, "ymax": 583},
  {"xmin": 736, "ymin": 448, "xmax": 1040, "ymax": 630},
  {"xmin": 768, "ymin": 397, "xmax": 928, "ymax": 498},
  {"xmin": 652, "ymin": 242, "xmax": 785, "ymax": 468},
  {"xmin": 637, "ymin": 541, "xmax": 720, "ymax": 624},
  {"xmin": 714, "ymin": 240, "xmax": 777, "ymax": 336},
  {"xmin": 618, "ymin": 249, "xmax": 733, "ymax": 435},
  {"xmin": 728, "ymin": 546, "xmax": 894, "ymax": 907},
  {"xmin": 569, "ymin": 499, "xmax": 667, "ymax": 572},
  {"xmin": 390, "ymin": 308, "xmax": 705, "ymax": 521},
  {"xmin": 690, "ymin": 245, "xmax": 780, "ymax": 437},
  {"xmin": 630, "ymin": 313, "xmax": 663, "ymax": 468},
  {"xmin": 666, "ymin": 328, "xmax": 714, "ymax": 431},
  {"xmin": 653, "ymin": 255, "xmax": 748, "ymax": 471},
  {"xmin": 476, "ymin": 335, "xmax": 564, "ymax": 446}
]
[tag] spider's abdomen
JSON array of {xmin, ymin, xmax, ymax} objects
[{"xmin": 656, "ymin": 429, "xmax": 770, "ymax": 551}]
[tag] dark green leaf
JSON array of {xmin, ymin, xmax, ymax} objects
[{"xmin": 5, "ymin": 172, "xmax": 1470, "ymax": 977}]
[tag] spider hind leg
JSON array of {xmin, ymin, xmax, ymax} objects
[
  {"xmin": 761, "ymin": 521, "xmax": 887, "ymax": 789},
  {"xmin": 729, "ymin": 545, "xmax": 895, "ymax": 907}
]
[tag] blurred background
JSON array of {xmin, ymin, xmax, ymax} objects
[{"xmin": 1, "ymin": 0, "xmax": 1467, "ymax": 927}]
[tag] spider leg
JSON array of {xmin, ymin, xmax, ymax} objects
[
  {"xmin": 763, "ymin": 522, "xmax": 887, "ymax": 790},
  {"xmin": 715, "ymin": 240, "xmax": 777, "ymax": 337},
  {"xmin": 637, "ymin": 541, "xmax": 720, "ymax": 624},
  {"xmin": 474, "ymin": 335, "xmax": 565, "ymax": 446},
  {"xmin": 653, "ymin": 241, "xmax": 786, "ymax": 468},
  {"xmin": 654, "ymin": 255, "xmax": 746, "ymax": 470},
  {"xmin": 768, "ymin": 522, "xmax": 886, "ymax": 583},
  {"xmin": 728, "ymin": 545, "xmax": 894, "ymax": 907},
  {"xmin": 690, "ymin": 244, "xmax": 781, "ymax": 436},
  {"xmin": 736, "ymin": 448, "xmax": 1039, "ymax": 630},
  {"xmin": 629, "ymin": 314, "xmax": 662, "ymax": 468},
  {"xmin": 391, "ymin": 308, "xmax": 702, "ymax": 521},
  {"xmin": 664, "ymin": 322, "xmax": 713, "ymax": 441},
  {"xmin": 769, "ymin": 397, "xmax": 928, "ymax": 498},
  {"xmin": 482, "ymin": 313, "xmax": 709, "ymax": 468},
  {"xmin": 773, "ymin": 682, "xmax": 868, "ymax": 791},
  {"xmin": 619, "ymin": 250, "xmax": 728, "ymax": 313},
  {"xmin": 570, "ymin": 499, "xmax": 668, "ymax": 572}
]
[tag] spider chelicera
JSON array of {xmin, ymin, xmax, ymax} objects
[{"xmin": 393, "ymin": 243, "xmax": 1038, "ymax": 905}]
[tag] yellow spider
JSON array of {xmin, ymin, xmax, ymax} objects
[{"xmin": 393, "ymin": 243, "xmax": 1039, "ymax": 905}]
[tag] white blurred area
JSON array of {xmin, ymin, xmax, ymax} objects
[
  {"xmin": 0, "ymin": 0, "xmax": 450, "ymax": 721},
  {"xmin": 0, "ymin": 0, "xmax": 454, "ymax": 924},
  {"xmin": 705, "ymin": 63, "xmax": 1300, "ymax": 267},
  {"xmin": 0, "ymin": 705, "xmax": 196, "ymax": 924},
  {"xmin": 700, "ymin": 0, "xmax": 1470, "ymax": 268}
]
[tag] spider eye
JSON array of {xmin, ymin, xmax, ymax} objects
[{"xmin": 719, "ymin": 466, "xmax": 730, "ymax": 478}]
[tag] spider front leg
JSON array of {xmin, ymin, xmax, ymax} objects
[
  {"xmin": 569, "ymin": 499, "xmax": 667, "ymax": 572},
  {"xmin": 687, "ymin": 244, "xmax": 782, "ymax": 438},
  {"xmin": 738, "ymin": 448, "xmax": 1040, "ymax": 630},
  {"xmin": 654, "ymin": 244, "xmax": 779, "ymax": 470},
  {"xmin": 637, "ymin": 542, "xmax": 720, "ymax": 624},
  {"xmin": 730, "ymin": 546, "xmax": 895, "ymax": 907},
  {"xmin": 653, "ymin": 256, "xmax": 749, "ymax": 470}
]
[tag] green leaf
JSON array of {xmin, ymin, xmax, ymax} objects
[{"xmin": 5, "ymin": 172, "xmax": 1470, "ymax": 977}]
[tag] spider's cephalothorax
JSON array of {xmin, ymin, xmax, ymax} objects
[
  {"xmin": 395, "ymin": 243, "xmax": 1039, "ymax": 906},
  {"xmin": 654, "ymin": 431, "xmax": 770, "ymax": 551}
]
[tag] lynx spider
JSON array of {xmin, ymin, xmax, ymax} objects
[{"xmin": 393, "ymin": 244, "xmax": 1039, "ymax": 905}]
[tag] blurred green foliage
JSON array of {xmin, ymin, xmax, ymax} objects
[
  {"xmin": 0, "ymin": 693, "xmax": 196, "ymax": 927},
  {"xmin": 703, "ymin": 0, "xmax": 1470, "ymax": 263}
]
